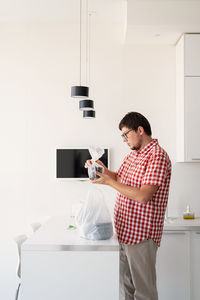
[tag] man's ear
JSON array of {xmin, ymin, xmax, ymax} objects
[{"xmin": 137, "ymin": 126, "xmax": 144, "ymax": 135}]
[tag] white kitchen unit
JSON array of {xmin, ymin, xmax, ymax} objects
[
  {"xmin": 157, "ymin": 218, "xmax": 200, "ymax": 300},
  {"xmin": 156, "ymin": 231, "xmax": 190, "ymax": 300},
  {"xmin": 176, "ymin": 33, "xmax": 200, "ymax": 162},
  {"xmin": 184, "ymin": 34, "xmax": 200, "ymax": 76},
  {"xmin": 21, "ymin": 216, "xmax": 119, "ymax": 300},
  {"xmin": 21, "ymin": 216, "xmax": 200, "ymax": 300},
  {"xmin": 190, "ymin": 230, "xmax": 200, "ymax": 300}
]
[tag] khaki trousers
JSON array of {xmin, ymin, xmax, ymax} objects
[{"xmin": 120, "ymin": 239, "xmax": 158, "ymax": 300}]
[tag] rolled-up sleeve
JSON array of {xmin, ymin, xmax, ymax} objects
[{"xmin": 142, "ymin": 154, "xmax": 169, "ymax": 187}]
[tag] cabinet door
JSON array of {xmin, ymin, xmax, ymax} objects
[
  {"xmin": 185, "ymin": 77, "xmax": 200, "ymax": 161},
  {"xmin": 190, "ymin": 231, "xmax": 200, "ymax": 300},
  {"xmin": 21, "ymin": 250, "xmax": 119, "ymax": 300},
  {"xmin": 156, "ymin": 231, "xmax": 190, "ymax": 300},
  {"xmin": 185, "ymin": 34, "xmax": 200, "ymax": 76}
]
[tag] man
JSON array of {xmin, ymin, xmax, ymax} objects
[{"xmin": 85, "ymin": 112, "xmax": 171, "ymax": 300}]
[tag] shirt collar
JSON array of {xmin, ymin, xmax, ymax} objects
[{"xmin": 134, "ymin": 139, "xmax": 158, "ymax": 156}]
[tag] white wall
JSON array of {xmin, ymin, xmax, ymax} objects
[
  {"xmin": 0, "ymin": 2, "xmax": 126, "ymax": 299},
  {"xmin": 0, "ymin": 1, "xmax": 200, "ymax": 299},
  {"xmin": 122, "ymin": 44, "xmax": 200, "ymax": 217}
]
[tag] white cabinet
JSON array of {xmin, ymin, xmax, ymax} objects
[
  {"xmin": 184, "ymin": 34, "xmax": 200, "ymax": 76},
  {"xmin": 21, "ymin": 250, "xmax": 119, "ymax": 300},
  {"xmin": 21, "ymin": 216, "xmax": 119, "ymax": 300},
  {"xmin": 184, "ymin": 77, "xmax": 200, "ymax": 161},
  {"xmin": 176, "ymin": 33, "xmax": 200, "ymax": 162},
  {"xmin": 190, "ymin": 231, "xmax": 200, "ymax": 300},
  {"xmin": 156, "ymin": 231, "xmax": 190, "ymax": 300},
  {"xmin": 157, "ymin": 229, "xmax": 200, "ymax": 300}
]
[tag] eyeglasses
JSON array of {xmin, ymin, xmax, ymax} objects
[{"xmin": 121, "ymin": 129, "xmax": 133, "ymax": 139}]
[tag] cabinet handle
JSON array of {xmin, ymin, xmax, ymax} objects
[
  {"xmin": 195, "ymin": 232, "xmax": 200, "ymax": 234},
  {"xmin": 192, "ymin": 158, "xmax": 200, "ymax": 161},
  {"xmin": 163, "ymin": 231, "xmax": 186, "ymax": 235}
]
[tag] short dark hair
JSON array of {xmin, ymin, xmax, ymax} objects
[{"xmin": 119, "ymin": 112, "xmax": 152, "ymax": 136}]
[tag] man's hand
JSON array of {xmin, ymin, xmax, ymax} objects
[
  {"xmin": 90, "ymin": 171, "xmax": 113, "ymax": 185},
  {"xmin": 84, "ymin": 160, "xmax": 106, "ymax": 169},
  {"xmin": 84, "ymin": 159, "xmax": 93, "ymax": 168},
  {"xmin": 85, "ymin": 159, "xmax": 118, "ymax": 182}
]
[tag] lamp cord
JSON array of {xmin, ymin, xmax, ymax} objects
[
  {"xmin": 80, "ymin": 0, "xmax": 82, "ymax": 85},
  {"xmin": 88, "ymin": 11, "xmax": 91, "ymax": 86},
  {"xmin": 86, "ymin": 0, "xmax": 88, "ymax": 86},
  {"xmin": 88, "ymin": 10, "xmax": 95, "ymax": 88}
]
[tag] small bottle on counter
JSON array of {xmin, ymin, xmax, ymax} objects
[{"xmin": 183, "ymin": 204, "xmax": 195, "ymax": 219}]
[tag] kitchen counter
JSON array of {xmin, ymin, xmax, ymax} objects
[
  {"xmin": 164, "ymin": 217, "xmax": 200, "ymax": 231},
  {"xmin": 22, "ymin": 216, "xmax": 200, "ymax": 253},
  {"xmin": 21, "ymin": 215, "xmax": 119, "ymax": 300},
  {"xmin": 22, "ymin": 215, "xmax": 119, "ymax": 252},
  {"xmin": 21, "ymin": 215, "xmax": 200, "ymax": 300}
]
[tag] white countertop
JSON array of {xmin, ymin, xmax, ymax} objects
[
  {"xmin": 22, "ymin": 216, "xmax": 119, "ymax": 252},
  {"xmin": 22, "ymin": 216, "xmax": 200, "ymax": 252},
  {"xmin": 164, "ymin": 217, "xmax": 200, "ymax": 231}
]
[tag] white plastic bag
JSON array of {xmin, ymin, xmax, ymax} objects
[
  {"xmin": 88, "ymin": 146, "xmax": 104, "ymax": 180},
  {"xmin": 75, "ymin": 188, "xmax": 113, "ymax": 240}
]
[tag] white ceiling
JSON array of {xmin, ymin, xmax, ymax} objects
[
  {"xmin": 0, "ymin": 0, "xmax": 77, "ymax": 22},
  {"xmin": 1, "ymin": 0, "xmax": 200, "ymax": 45},
  {"xmin": 0, "ymin": 0, "xmax": 125, "ymax": 23},
  {"xmin": 126, "ymin": 0, "xmax": 200, "ymax": 45}
]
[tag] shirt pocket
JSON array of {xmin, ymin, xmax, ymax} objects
[{"xmin": 128, "ymin": 163, "xmax": 147, "ymax": 187}]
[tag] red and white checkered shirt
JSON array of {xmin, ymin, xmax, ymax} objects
[{"xmin": 114, "ymin": 139, "xmax": 171, "ymax": 247}]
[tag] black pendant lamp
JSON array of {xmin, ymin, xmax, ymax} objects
[
  {"xmin": 71, "ymin": 86, "xmax": 89, "ymax": 98},
  {"xmin": 71, "ymin": 0, "xmax": 89, "ymax": 99},
  {"xmin": 79, "ymin": 99, "xmax": 94, "ymax": 111},
  {"xmin": 83, "ymin": 110, "xmax": 95, "ymax": 118}
]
